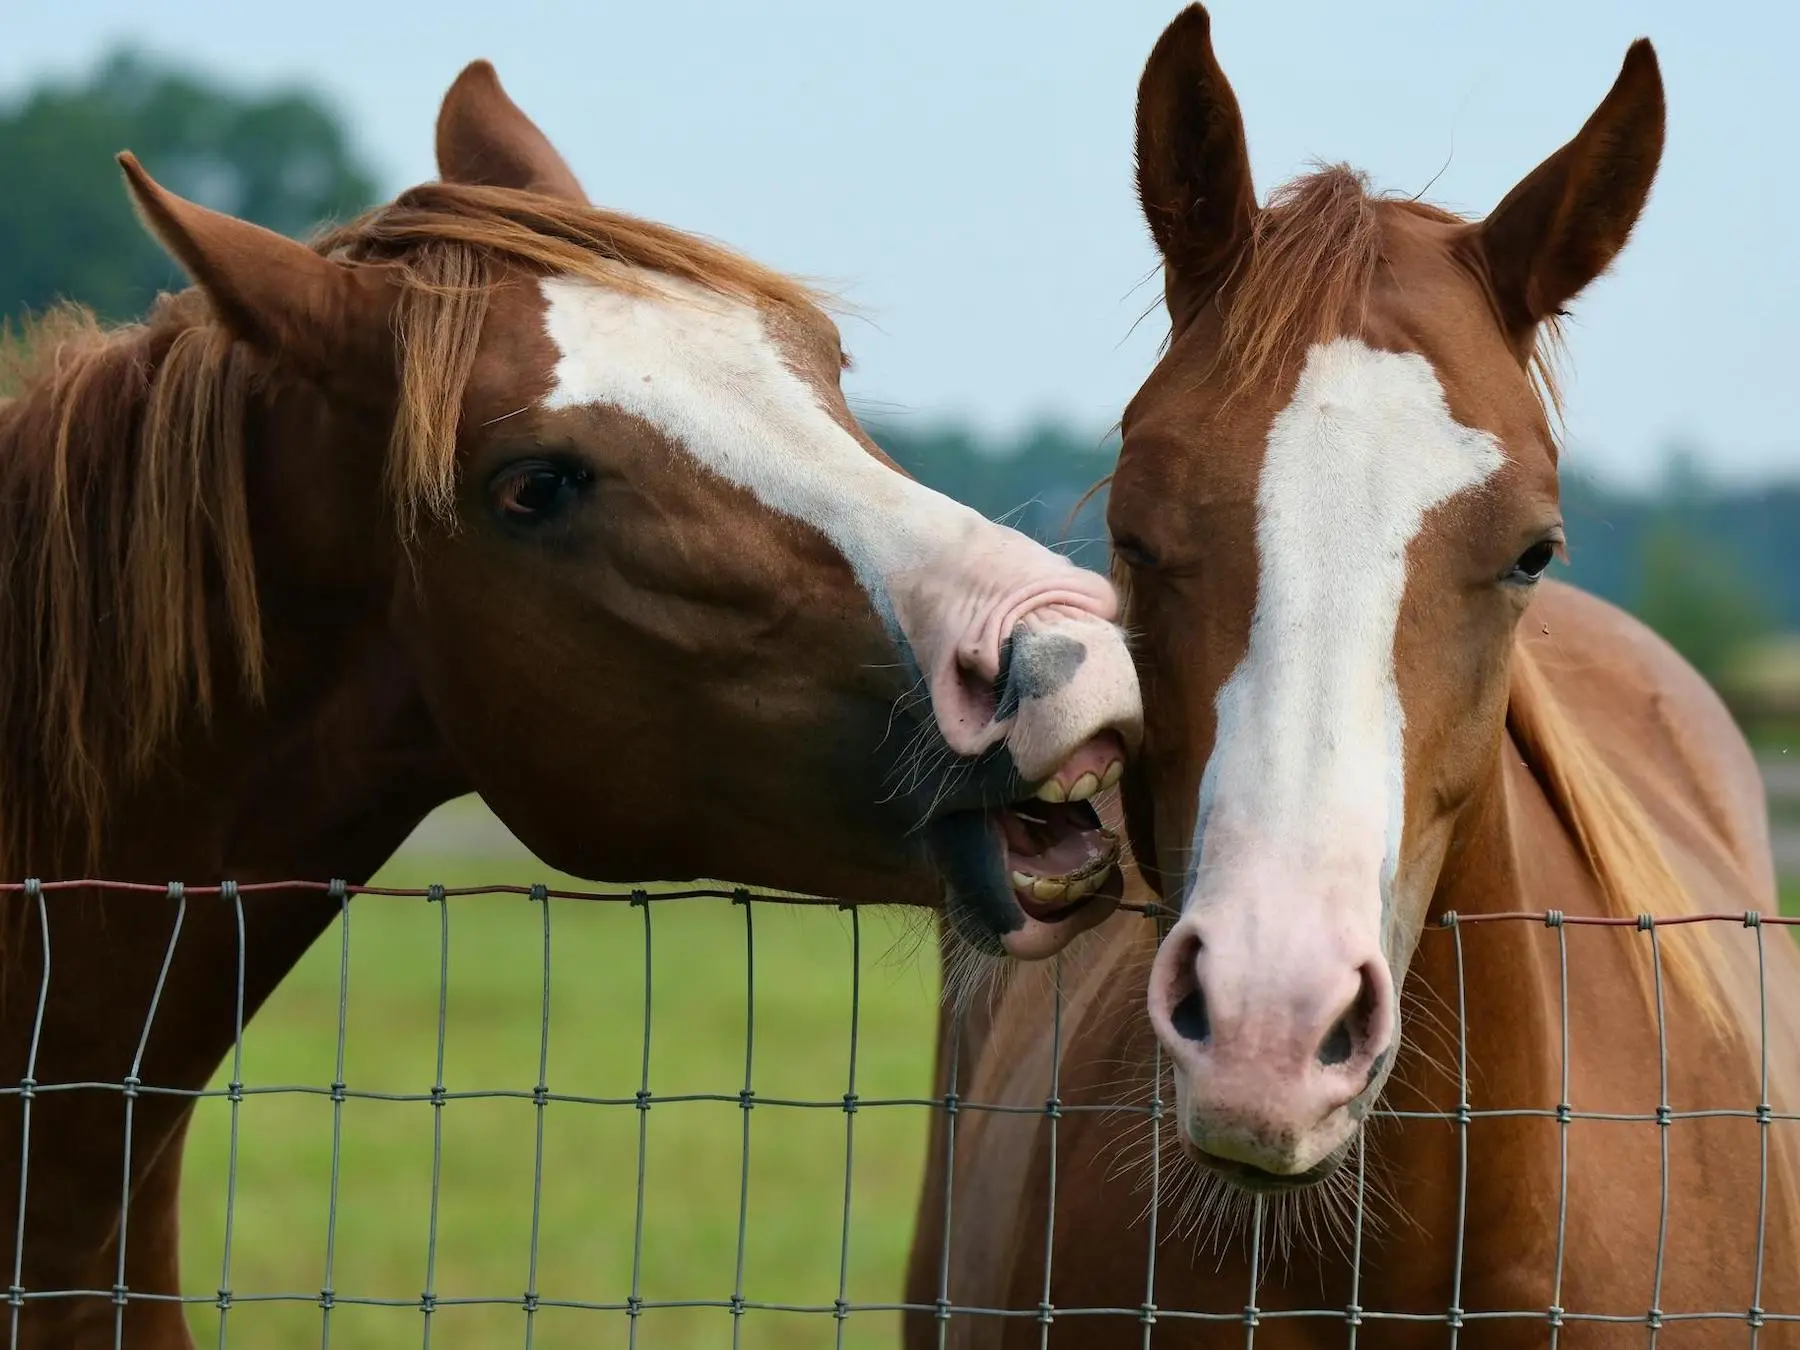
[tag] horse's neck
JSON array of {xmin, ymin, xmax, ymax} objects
[{"xmin": 18, "ymin": 367, "xmax": 469, "ymax": 887}]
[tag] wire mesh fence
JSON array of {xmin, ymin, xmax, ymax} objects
[{"xmin": 1, "ymin": 878, "xmax": 1796, "ymax": 1347}]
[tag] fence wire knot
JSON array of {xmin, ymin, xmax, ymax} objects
[
  {"xmin": 1138, "ymin": 1302, "xmax": 1158, "ymax": 1325},
  {"xmin": 1636, "ymin": 913, "xmax": 1655, "ymax": 931},
  {"xmin": 528, "ymin": 883, "xmax": 548, "ymax": 903},
  {"xmin": 841, "ymin": 1091, "xmax": 859, "ymax": 1114},
  {"xmin": 1749, "ymin": 1305, "xmax": 1766, "ymax": 1329},
  {"xmin": 1438, "ymin": 911, "xmax": 1459, "ymax": 928},
  {"xmin": 1546, "ymin": 1304, "xmax": 1565, "ymax": 1328},
  {"xmin": 418, "ymin": 1291, "xmax": 436, "ymax": 1314},
  {"xmin": 120, "ymin": 1074, "xmax": 140, "ymax": 1100},
  {"xmin": 5, "ymin": 1285, "xmax": 21, "ymax": 1309},
  {"xmin": 317, "ymin": 1288, "xmax": 335, "ymax": 1311},
  {"xmin": 1445, "ymin": 1305, "xmax": 1464, "ymax": 1329},
  {"xmin": 833, "ymin": 1297, "xmax": 850, "ymax": 1321},
  {"xmin": 1344, "ymin": 1303, "xmax": 1363, "ymax": 1326},
  {"xmin": 1543, "ymin": 909, "xmax": 1564, "ymax": 927},
  {"xmin": 522, "ymin": 1291, "xmax": 540, "ymax": 1313},
  {"xmin": 1036, "ymin": 1300, "xmax": 1055, "ymax": 1325},
  {"xmin": 426, "ymin": 883, "xmax": 446, "ymax": 904},
  {"xmin": 1745, "ymin": 909, "xmax": 1763, "ymax": 927},
  {"xmin": 738, "ymin": 1088, "xmax": 755, "ymax": 1111},
  {"xmin": 1555, "ymin": 1101, "xmax": 1572, "ymax": 1124},
  {"xmin": 215, "ymin": 1287, "xmax": 232, "ymax": 1311}
]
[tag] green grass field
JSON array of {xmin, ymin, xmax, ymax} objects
[{"xmin": 177, "ymin": 807, "xmax": 947, "ymax": 1349}]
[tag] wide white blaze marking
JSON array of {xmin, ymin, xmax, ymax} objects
[
  {"xmin": 536, "ymin": 273, "xmax": 990, "ymax": 624},
  {"xmin": 1187, "ymin": 338, "xmax": 1504, "ymax": 916}
]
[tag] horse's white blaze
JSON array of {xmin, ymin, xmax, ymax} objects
[
  {"xmin": 1186, "ymin": 338, "xmax": 1504, "ymax": 921},
  {"xmin": 537, "ymin": 273, "xmax": 988, "ymax": 626}
]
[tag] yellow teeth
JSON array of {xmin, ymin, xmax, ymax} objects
[
  {"xmin": 1067, "ymin": 771, "xmax": 1101, "ymax": 802},
  {"xmin": 1100, "ymin": 760, "xmax": 1124, "ymax": 790},
  {"xmin": 1034, "ymin": 778, "xmax": 1067, "ymax": 803}
]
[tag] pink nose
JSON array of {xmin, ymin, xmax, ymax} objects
[{"xmin": 1146, "ymin": 912, "xmax": 1396, "ymax": 1174}]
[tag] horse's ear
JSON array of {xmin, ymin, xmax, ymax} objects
[
  {"xmin": 1474, "ymin": 39, "xmax": 1664, "ymax": 341},
  {"xmin": 1135, "ymin": 4, "xmax": 1255, "ymax": 299},
  {"xmin": 435, "ymin": 61, "xmax": 586, "ymax": 202},
  {"xmin": 119, "ymin": 153, "xmax": 396, "ymax": 383}
]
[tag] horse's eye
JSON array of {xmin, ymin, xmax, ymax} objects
[
  {"xmin": 1507, "ymin": 539, "xmax": 1558, "ymax": 584},
  {"xmin": 492, "ymin": 461, "xmax": 592, "ymax": 524},
  {"xmin": 1112, "ymin": 536, "xmax": 1160, "ymax": 571}
]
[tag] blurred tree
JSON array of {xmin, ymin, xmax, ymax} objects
[
  {"xmin": 1634, "ymin": 517, "xmax": 1775, "ymax": 693},
  {"xmin": 0, "ymin": 49, "xmax": 379, "ymax": 322}
]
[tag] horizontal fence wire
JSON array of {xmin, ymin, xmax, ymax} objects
[{"xmin": 1, "ymin": 879, "xmax": 1796, "ymax": 1346}]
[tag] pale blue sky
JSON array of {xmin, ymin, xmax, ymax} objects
[{"xmin": 3, "ymin": 1, "xmax": 1794, "ymax": 486}]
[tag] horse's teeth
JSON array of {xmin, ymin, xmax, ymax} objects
[
  {"xmin": 1010, "ymin": 871, "xmax": 1035, "ymax": 890},
  {"xmin": 1035, "ymin": 779, "xmax": 1068, "ymax": 804},
  {"xmin": 1032, "ymin": 878, "xmax": 1068, "ymax": 903},
  {"xmin": 1100, "ymin": 760, "xmax": 1124, "ymax": 790},
  {"xmin": 1067, "ymin": 772, "xmax": 1101, "ymax": 802}
]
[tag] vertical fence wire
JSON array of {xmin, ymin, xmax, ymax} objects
[
  {"xmin": 1449, "ymin": 913, "xmax": 1469, "ymax": 1349},
  {"xmin": 113, "ymin": 884, "xmax": 187, "ymax": 1350},
  {"xmin": 1647, "ymin": 920, "xmax": 1671, "ymax": 1349},
  {"xmin": 1549, "ymin": 913, "xmax": 1571, "ymax": 1349},
  {"xmin": 522, "ymin": 884, "xmax": 552, "ymax": 1348},
  {"xmin": 626, "ymin": 891, "xmax": 653, "ymax": 1350},
  {"xmin": 1752, "ymin": 913, "xmax": 1771, "ymax": 1345},
  {"xmin": 1036, "ymin": 953, "xmax": 1064, "ymax": 1349},
  {"xmin": 730, "ymin": 891, "xmax": 756, "ymax": 1349},
  {"xmin": 213, "ymin": 885, "xmax": 248, "ymax": 1348},
  {"xmin": 833, "ymin": 905, "xmax": 862, "ymax": 1349},
  {"xmin": 419, "ymin": 887, "xmax": 451, "ymax": 1348},
  {"xmin": 7, "ymin": 881, "xmax": 49, "ymax": 1350},
  {"xmin": 932, "ymin": 978, "xmax": 962, "ymax": 1350},
  {"xmin": 319, "ymin": 880, "xmax": 352, "ymax": 1349}
]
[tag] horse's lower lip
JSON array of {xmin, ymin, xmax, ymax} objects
[{"xmin": 1184, "ymin": 1141, "xmax": 1350, "ymax": 1193}]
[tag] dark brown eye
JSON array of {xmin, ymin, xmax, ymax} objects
[
  {"xmin": 492, "ymin": 460, "xmax": 592, "ymax": 524},
  {"xmin": 1112, "ymin": 536, "xmax": 1159, "ymax": 570},
  {"xmin": 1508, "ymin": 539, "xmax": 1558, "ymax": 584}
]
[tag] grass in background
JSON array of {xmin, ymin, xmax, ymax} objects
[{"xmin": 178, "ymin": 830, "xmax": 945, "ymax": 1350}]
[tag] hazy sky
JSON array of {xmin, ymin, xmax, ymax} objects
[{"xmin": 4, "ymin": 1, "xmax": 1795, "ymax": 486}]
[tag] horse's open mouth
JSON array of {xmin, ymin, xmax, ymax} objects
[{"xmin": 997, "ymin": 797, "xmax": 1120, "ymax": 922}]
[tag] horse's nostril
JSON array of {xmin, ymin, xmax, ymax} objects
[
  {"xmin": 1170, "ymin": 986, "xmax": 1210, "ymax": 1045},
  {"xmin": 1318, "ymin": 1016, "xmax": 1354, "ymax": 1066},
  {"xmin": 993, "ymin": 633, "xmax": 1018, "ymax": 721},
  {"xmin": 1316, "ymin": 965, "xmax": 1378, "ymax": 1068}
]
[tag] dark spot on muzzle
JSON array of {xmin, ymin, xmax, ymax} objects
[{"xmin": 994, "ymin": 626, "xmax": 1087, "ymax": 721}]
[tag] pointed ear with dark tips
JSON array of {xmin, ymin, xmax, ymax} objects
[
  {"xmin": 435, "ymin": 61, "xmax": 586, "ymax": 202},
  {"xmin": 118, "ymin": 152, "xmax": 397, "ymax": 384},
  {"xmin": 1475, "ymin": 39, "xmax": 1665, "ymax": 340},
  {"xmin": 1135, "ymin": 4, "xmax": 1256, "ymax": 295}
]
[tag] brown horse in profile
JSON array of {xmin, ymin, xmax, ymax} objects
[
  {"xmin": 0, "ymin": 63, "xmax": 1141, "ymax": 1348},
  {"xmin": 908, "ymin": 8, "xmax": 1800, "ymax": 1345}
]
